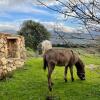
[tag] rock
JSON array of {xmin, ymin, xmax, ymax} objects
[
  {"xmin": 0, "ymin": 52, "xmax": 5, "ymax": 57},
  {"xmin": 0, "ymin": 47, "xmax": 5, "ymax": 53},
  {"xmin": 7, "ymin": 67, "xmax": 12, "ymax": 72},
  {"xmin": 0, "ymin": 57, "xmax": 7, "ymax": 65},
  {"xmin": 0, "ymin": 38, "xmax": 4, "ymax": 44},
  {"xmin": 0, "ymin": 70, "xmax": 8, "ymax": 80},
  {"xmin": 12, "ymin": 66, "xmax": 16, "ymax": 70},
  {"xmin": 2, "ymin": 65, "xmax": 7, "ymax": 70},
  {"xmin": 8, "ymin": 59, "xmax": 14, "ymax": 63},
  {"xmin": 0, "ymin": 43, "xmax": 3, "ymax": 48}
]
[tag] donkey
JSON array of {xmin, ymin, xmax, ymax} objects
[{"xmin": 43, "ymin": 48, "xmax": 85, "ymax": 91}]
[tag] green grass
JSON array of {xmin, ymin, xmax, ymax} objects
[
  {"xmin": 0, "ymin": 56, "xmax": 100, "ymax": 100},
  {"xmin": 81, "ymin": 54, "xmax": 100, "ymax": 65}
]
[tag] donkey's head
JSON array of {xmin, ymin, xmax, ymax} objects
[{"xmin": 75, "ymin": 58, "xmax": 85, "ymax": 80}]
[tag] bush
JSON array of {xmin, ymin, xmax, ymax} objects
[{"xmin": 26, "ymin": 47, "xmax": 35, "ymax": 57}]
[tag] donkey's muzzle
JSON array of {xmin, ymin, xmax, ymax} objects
[{"xmin": 81, "ymin": 77, "xmax": 85, "ymax": 80}]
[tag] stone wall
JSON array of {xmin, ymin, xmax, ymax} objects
[{"xmin": 0, "ymin": 33, "xmax": 26, "ymax": 79}]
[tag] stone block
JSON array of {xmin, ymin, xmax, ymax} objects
[
  {"xmin": 0, "ymin": 57, "xmax": 7, "ymax": 65},
  {"xmin": 12, "ymin": 66, "xmax": 16, "ymax": 70},
  {"xmin": 2, "ymin": 65, "xmax": 7, "ymax": 70},
  {"xmin": 7, "ymin": 67, "xmax": 12, "ymax": 72},
  {"xmin": 0, "ymin": 47, "xmax": 5, "ymax": 53},
  {"xmin": 8, "ymin": 59, "xmax": 14, "ymax": 63},
  {"xmin": 0, "ymin": 38, "xmax": 4, "ymax": 44},
  {"xmin": 0, "ymin": 52, "xmax": 5, "ymax": 57}
]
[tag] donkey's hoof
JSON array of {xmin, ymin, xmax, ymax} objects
[
  {"xmin": 51, "ymin": 82, "xmax": 54, "ymax": 86},
  {"xmin": 72, "ymin": 78, "xmax": 74, "ymax": 82},
  {"xmin": 64, "ymin": 79, "xmax": 67, "ymax": 82},
  {"xmin": 49, "ymin": 87, "xmax": 52, "ymax": 91}
]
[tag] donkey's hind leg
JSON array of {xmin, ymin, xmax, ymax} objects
[
  {"xmin": 64, "ymin": 66, "xmax": 68, "ymax": 82},
  {"xmin": 48, "ymin": 63, "xmax": 55, "ymax": 91},
  {"xmin": 69, "ymin": 66, "xmax": 74, "ymax": 82}
]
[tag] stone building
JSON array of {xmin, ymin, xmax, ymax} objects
[{"xmin": 0, "ymin": 33, "xmax": 26, "ymax": 79}]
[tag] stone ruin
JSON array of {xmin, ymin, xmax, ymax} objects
[{"xmin": 0, "ymin": 33, "xmax": 26, "ymax": 79}]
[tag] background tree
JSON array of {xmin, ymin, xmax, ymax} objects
[{"xmin": 18, "ymin": 20, "xmax": 50, "ymax": 50}]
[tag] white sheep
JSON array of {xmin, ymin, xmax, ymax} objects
[{"xmin": 41, "ymin": 40, "xmax": 52, "ymax": 55}]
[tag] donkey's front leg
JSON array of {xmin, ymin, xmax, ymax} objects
[
  {"xmin": 48, "ymin": 64, "xmax": 55, "ymax": 91},
  {"xmin": 64, "ymin": 66, "xmax": 68, "ymax": 82},
  {"xmin": 69, "ymin": 66, "xmax": 74, "ymax": 82}
]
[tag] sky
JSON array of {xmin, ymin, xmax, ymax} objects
[
  {"xmin": 0, "ymin": 0, "xmax": 80, "ymax": 33},
  {"xmin": 0, "ymin": 0, "xmax": 99, "ymax": 45}
]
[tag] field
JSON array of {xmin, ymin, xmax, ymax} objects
[{"xmin": 0, "ymin": 51, "xmax": 100, "ymax": 100}]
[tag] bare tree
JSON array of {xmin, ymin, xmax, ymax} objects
[
  {"xmin": 37, "ymin": 0, "xmax": 100, "ymax": 24},
  {"xmin": 37, "ymin": 0, "xmax": 100, "ymax": 49}
]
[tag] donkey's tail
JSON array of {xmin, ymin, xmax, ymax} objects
[{"xmin": 43, "ymin": 55, "xmax": 47, "ymax": 70}]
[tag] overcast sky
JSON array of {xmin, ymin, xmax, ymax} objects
[{"xmin": 0, "ymin": 0, "xmax": 82, "ymax": 33}]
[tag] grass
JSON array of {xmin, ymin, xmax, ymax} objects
[
  {"xmin": 0, "ymin": 55, "xmax": 100, "ymax": 100},
  {"xmin": 81, "ymin": 54, "xmax": 100, "ymax": 65}
]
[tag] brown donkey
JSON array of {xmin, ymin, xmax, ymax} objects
[{"xmin": 43, "ymin": 48, "xmax": 85, "ymax": 91}]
